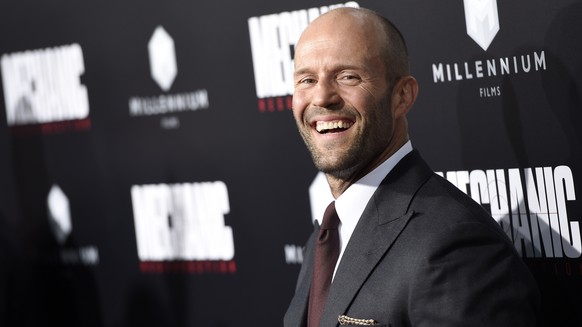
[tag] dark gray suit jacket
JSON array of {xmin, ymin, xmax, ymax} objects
[{"xmin": 284, "ymin": 150, "xmax": 540, "ymax": 327}]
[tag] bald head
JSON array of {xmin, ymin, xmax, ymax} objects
[{"xmin": 296, "ymin": 7, "xmax": 410, "ymax": 86}]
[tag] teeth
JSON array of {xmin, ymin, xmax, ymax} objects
[{"xmin": 316, "ymin": 120, "xmax": 353, "ymax": 133}]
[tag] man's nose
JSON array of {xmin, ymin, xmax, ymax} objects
[{"xmin": 311, "ymin": 79, "xmax": 341, "ymax": 108}]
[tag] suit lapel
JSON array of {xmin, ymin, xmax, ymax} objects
[
  {"xmin": 319, "ymin": 151, "xmax": 433, "ymax": 325},
  {"xmin": 320, "ymin": 204, "xmax": 414, "ymax": 325},
  {"xmin": 284, "ymin": 223, "xmax": 318, "ymax": 327}
]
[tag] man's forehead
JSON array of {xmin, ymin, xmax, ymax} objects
[
  {"xmin": 293, "ymin": 42, "xmax": 382, "ymax": 77},
  {"xmin": 295, "ymin": 38, "xmax": 358, "ymax": 65},
  {"xmin": 295, "ymin": 29, "xmax": 376, "ymax": 62}
]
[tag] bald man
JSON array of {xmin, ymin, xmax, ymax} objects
[{"xmin": 284, "ymin": 7, "xmax": 540, "ymax": 327}]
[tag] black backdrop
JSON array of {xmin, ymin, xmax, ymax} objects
[{"xmin": 1, "ymin": 0, "xmax": 581, "ymax": 326}]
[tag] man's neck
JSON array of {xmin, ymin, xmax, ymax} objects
[{"xmin": 326, "ymin": 138, "xmax": 409, "ymax": 198}]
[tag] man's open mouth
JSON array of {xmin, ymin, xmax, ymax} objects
[{"xmin": 315, "ymin": 120, "xmax": 354, "ymax": 134}]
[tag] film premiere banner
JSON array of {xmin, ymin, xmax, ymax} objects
[{"xmin": 1, "ymin": 0, "xmax": 581, "ymax": 326}]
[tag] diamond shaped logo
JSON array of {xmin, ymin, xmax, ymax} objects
[
  {"xmin": 463, "ymin": 0, "xmax": 500, "ymax": 51},
  {"xmin": 148, "ymin": 26, "xmax": 177, "ymax": 91},
  {"xmin": 47, "ymin": 184, "xmax": 72, "ymax": 244}
]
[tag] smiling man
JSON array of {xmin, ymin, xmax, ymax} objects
[{"xmin": 284, "ymin": 7, "xmax": 540, "ymax": 327}]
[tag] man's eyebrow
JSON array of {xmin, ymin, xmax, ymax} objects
[{"xmin": 294, "ymin": 67, "xmax": 312, "ymax": 76}]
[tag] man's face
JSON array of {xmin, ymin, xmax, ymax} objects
[{"xmin": 292, "ymin": 14, "xmax": 395, "ymax": 178}]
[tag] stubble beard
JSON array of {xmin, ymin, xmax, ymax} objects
[
  {"xmin": 299, "ymin": 108, "xmax": 393, "ymax": 182},
  {"xmin": 301, "ymin": 126, "xmax": 380, "ymax": 181},
  {"xmin": 309, "ymin": 139, "xmax": 363, "ymax": 180}
]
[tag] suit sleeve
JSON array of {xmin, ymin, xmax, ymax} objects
[{"xmin": 408, "ymin": 220, "xmax": 540, "ymax": 327}]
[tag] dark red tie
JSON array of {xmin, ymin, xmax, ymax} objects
[{"xmin": 308, "ymin": 201, "xmax": 341, "ymax": 327}]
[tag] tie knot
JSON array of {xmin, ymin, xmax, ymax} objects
[{"xmin": 321, "ymin": 201, "xmax": 340, "ymax": 230}]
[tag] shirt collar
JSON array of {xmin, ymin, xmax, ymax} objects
[{"xmin": 334, "ymin": 141, "xmax": 413, "ymax": 231}]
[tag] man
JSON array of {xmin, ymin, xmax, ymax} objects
[{"xmin": 284, "ymin": 7, "xmax": 540, "ymax": 327}]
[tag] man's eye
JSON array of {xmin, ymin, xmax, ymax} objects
[
  {"xmin": 339, "ymin": 74, "xmax": 360, "ymax": 84},
  {"xmin": 342, "ymin": 74, "xmax": 361, "ymax": 80},
  {"xmin": 299, "ymin": 78, "xmax": 316, "ymax": 84}
]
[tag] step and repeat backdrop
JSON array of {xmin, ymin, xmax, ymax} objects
[{"xmin": 1, "ymin": 0, "xmax": 581, "ymax": 326}]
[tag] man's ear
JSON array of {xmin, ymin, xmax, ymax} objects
[{"xmin": 391, "ymin": 76, "xmax": 419, "ymax": 119}]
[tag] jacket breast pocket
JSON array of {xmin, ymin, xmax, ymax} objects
[{"xmin": 337, "ymin": 314, "xmax": 388, "ymax": 326}]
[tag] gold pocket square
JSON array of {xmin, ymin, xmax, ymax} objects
[{"xmin": 338, "ymin": 315, "xmax": 379, "ymax": 326}]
